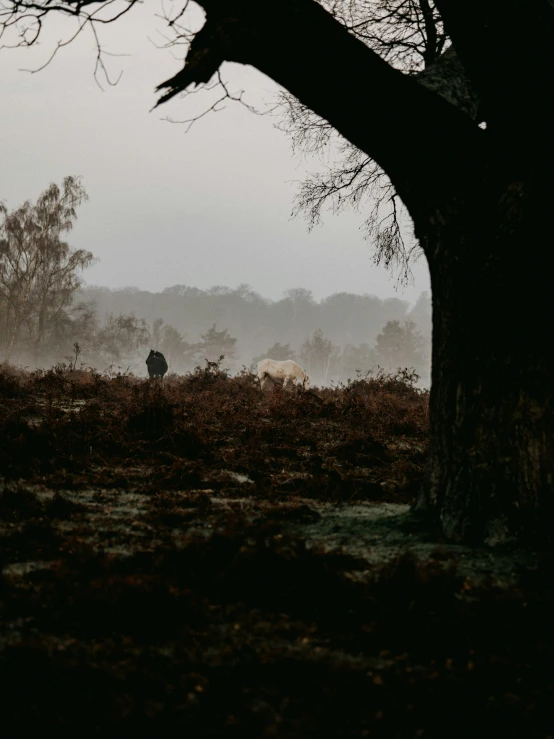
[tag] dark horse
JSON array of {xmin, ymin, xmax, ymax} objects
[{"xmin": 146, "ymin": 349, "xmax": 168, "ymax": 379}]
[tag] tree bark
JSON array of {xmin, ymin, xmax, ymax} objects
[
  {"xmin": 425, "ymin": 323, "xmax": 554, "ymax": 544},
  {"xmin": 415, "ymin": 172, "xmax": 554, "ymax": 542}
]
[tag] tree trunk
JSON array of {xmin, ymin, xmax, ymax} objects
[{"xmin": 417, "ymin": 179, "xmax": 554, "ymax": 543}]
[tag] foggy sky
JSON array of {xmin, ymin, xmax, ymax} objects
[{"xmin": 0, "ymin": 3, "xmax": 430, "ymax": 304}]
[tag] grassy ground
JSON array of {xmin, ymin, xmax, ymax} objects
[{"xmin": 0, "ymin": 363, "xmax": 553, "ymax": 737}]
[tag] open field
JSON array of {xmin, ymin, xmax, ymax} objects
[{"xmin": 1, "ymin": 364, "xmax": 553, "ymax": 737}]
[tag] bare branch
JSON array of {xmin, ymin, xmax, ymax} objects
[
  {"xmin": 275, "ymin": 0, "xmax": 476, "ymax": 281},
  {"xmin": 159, "ymin": 69, "xmax": 264, "ymax": 132},
  {"xmin": 1, "ymin": 0, "xmax": 140, "ymax": 87}
]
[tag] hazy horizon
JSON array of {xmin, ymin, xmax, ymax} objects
[{"xmin": 79, "ymin": 279, "xmax": 429, "ymax": 309}]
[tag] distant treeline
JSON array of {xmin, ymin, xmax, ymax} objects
[
  {"xmin": 75, "ymin": 284, "xmax": 432, "ymax": 385},
  {"xmin": 1, "ymin": 176, "xmax": 430, "ymax": 385}
]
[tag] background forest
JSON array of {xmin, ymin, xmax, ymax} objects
[{"xmin": 1, "ymin": 178, "xmax": 431, "ymax": 385}]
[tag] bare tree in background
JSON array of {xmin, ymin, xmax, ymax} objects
[
  {"xmin": 151, "ymin": 318, "xmax": 165, "ymax": 350},
  {"xmin": 340, "ymin": 342, "xmax": 378, "ymax": 381},
  {"xmin": 93, "ymin": 313, "xmax": 150, "ymax": 369},
  {"xmin": 3, "ymin": 0, "xmax": 554, "ymax": 543},
  {"xmin": 159, "ymin": 322, "xmax": 196, "ymax": 372},
  {"xmin": 301, "ymin": 328, "xmax": 340, "ymax": 385},
  {"xmin": 0, "ymin": 177, "xmax": 92, "ymax": 361},
  {"xmin": 375, "ymin": 319, "xmax": 426, "ymax": 377},
  {"xmin": 196, "ymin": 324, "xmax": 237, "ymax": 365}
]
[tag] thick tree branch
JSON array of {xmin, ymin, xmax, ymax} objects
[
  {"xmin": 156, "ymin": 0, "xmax": 486, "ymax": 219},
  {"xmin": 434, "ymin": 0, "xmax": 554, "ymax": 150},
  {"xmin": 415, "ymin": 45, "xmax": 480, "ymax": 121}
]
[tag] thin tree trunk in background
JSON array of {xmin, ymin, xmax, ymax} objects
[{"xmin": 5, "ymin": 250, "xmax": 41, "ymax": 362}]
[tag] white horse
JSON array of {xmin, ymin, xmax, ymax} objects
[{"xmin": 257, "ymin": 358, "xmax": 310, "ymax": 392}]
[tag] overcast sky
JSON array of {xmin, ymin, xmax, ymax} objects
[{"xmin": 0, "ymin": 3, "xmax": 430, "ymax": 304}]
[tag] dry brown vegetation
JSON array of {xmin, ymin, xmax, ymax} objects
[
  {"xmin": 0, "ymin": 363, "xmax": 552, "ymax": 737},
  {"xmin": 0, "ymin": 361, "xmax": 428, "ymax": 500}
]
